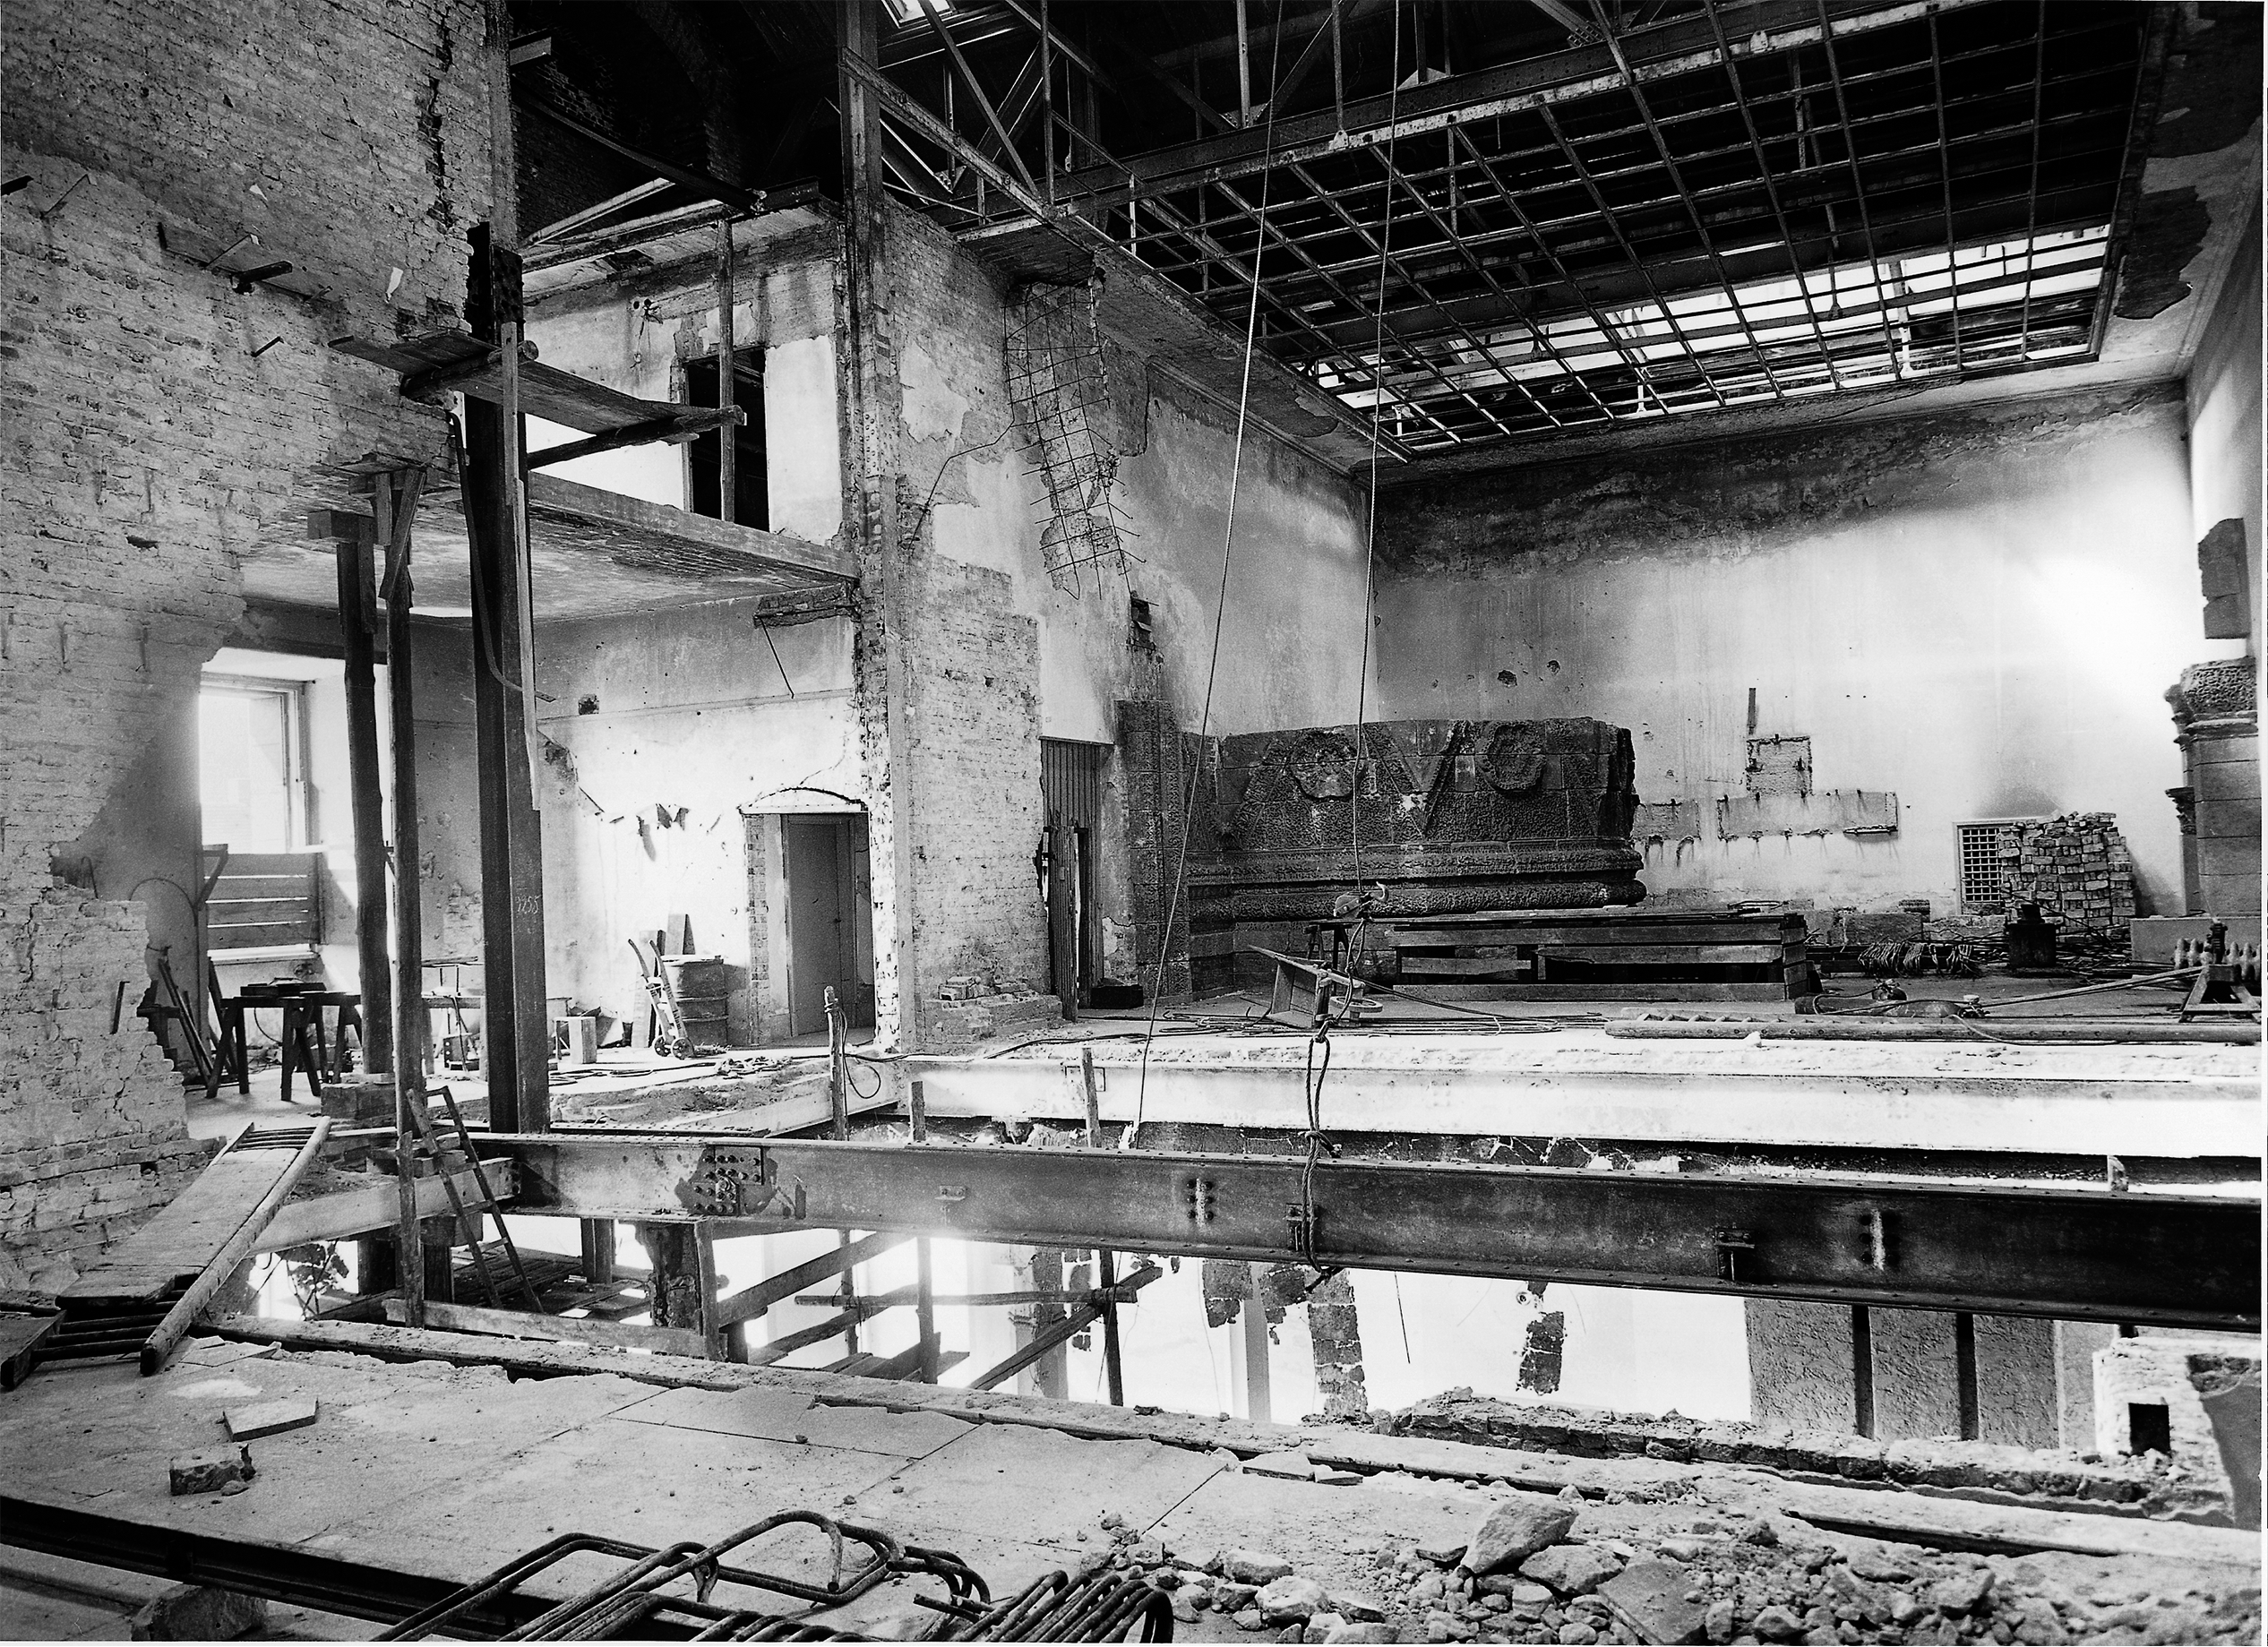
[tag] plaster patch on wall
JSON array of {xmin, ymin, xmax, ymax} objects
[{"xmin": 901, "ymin": 339, "xmax": 972, "ymax": 443}]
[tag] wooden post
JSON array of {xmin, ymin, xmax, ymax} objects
[
  {"xmin": 377, "ymin": 468, "xmax": 430, "ymax": 1324},
  {"xmin": 334, "ymin": 526, "xmax": 391, "ymax": 1075},
  {"xmin": 634, "ymin": 1222, "xmax": 719, "ymax": 1356},
  {"xmin": 1241, "ymin": 1260, "xmax": 1272, "ymax": 1423},
  {"xmin": 1082, "ymin": 1050, "xmax": 1123, "ymax": 1404},
  {"xmin": 825, "ymin": 985, "xmax": 849, "ymax": 1139},
  {"xmin": 716, "ymin": 219, "xmax": 736, "ymax": 525},
  {"xmin": 464, "ymin": 223, "xmax": 551, "ymax": 1133},
  {"xmin": 915, "ymin": 1236, "xmax": 938, "ymax": 1384}
]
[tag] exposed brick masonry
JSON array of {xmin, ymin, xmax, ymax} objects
[{"xmin": 2, "ymin": 0, "xmax": 497, "ymax": 1282}]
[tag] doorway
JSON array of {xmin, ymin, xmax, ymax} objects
[
  {"xmin": 1040, "ymin": 739, "xmax": 1105, "ymax": 1018},
  {"xmin": 781, "ymin": 813, "xmax": 875, "ymax": 1036}
]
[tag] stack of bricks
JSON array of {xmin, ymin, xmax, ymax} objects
[{"xmin": 2004, "ymin": 813, "xmax": 2139, "ymax": 935}]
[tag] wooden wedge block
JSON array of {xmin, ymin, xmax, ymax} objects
[{"xmin": 224, "ymin": 1397, "xmax": 318, "ymax": 1440}]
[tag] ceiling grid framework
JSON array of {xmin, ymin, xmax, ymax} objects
[{"xmin": 855, "ymin": 0, "xmax": 2169, "ymax": 458}]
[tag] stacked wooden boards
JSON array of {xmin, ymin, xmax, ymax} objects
[{"xmin": 1312, "ymin": 907, "xmax": 1816, "ymax": 1002}]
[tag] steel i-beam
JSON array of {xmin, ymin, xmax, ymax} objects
[{"xmin": 485, "ymin": 1134, "xmax": 2260, "ymax": 1332}]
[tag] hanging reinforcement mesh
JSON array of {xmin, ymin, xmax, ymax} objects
[{"xmin": 1004, "ymin": 277, "xmax": 1129, "ymax": 596}]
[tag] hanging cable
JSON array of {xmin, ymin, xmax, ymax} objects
[
  {"xmin": 1130, "ymin": 0, "xmax": 1293, "ymax": 1145},
  {"xmin": 1351, "ymin": 0, "xmax": 1405, "ymax": 893}
]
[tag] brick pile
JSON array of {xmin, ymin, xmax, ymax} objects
[
  {"xmin": 2, "ymin": 0, "xmax": 494, "ymax": 1281},
  {"xmin": 2002, "ymin": 813, "xmax": 2138, "ymax": 935}
]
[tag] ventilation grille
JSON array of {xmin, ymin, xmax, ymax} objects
[{"xmin": 1956, "ymin": 822, "xmax": 2020, "ymax": 914}]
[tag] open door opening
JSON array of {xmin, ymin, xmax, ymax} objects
[
  {"xmin": 782, "ymin": 812, "xmax": 875, "ymax": 1038},
  {"xmin": 1040, "ymin": 739, "xmax": 1105, "ymax": 1019}
]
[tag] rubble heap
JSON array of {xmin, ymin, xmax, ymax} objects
[{"xmin": 1067, "ymin": 1490, "xmax": 2261, "ymax": 1646}]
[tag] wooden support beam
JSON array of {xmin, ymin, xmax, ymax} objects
[
  {"xmin": 1083, "ymin": 1050, "xmax": 1123, "ymax": 1405},
  {"xmin": 522, "ymin": 407, "xmax": 736, "ymax": 472},
  {"xmin": 142, "ymin": 1124, "xmax": 331, "ymax": 1375},
  {"xmin": 580, "ymin": 1219, "xmax": 617, "ymax": 1285},
  {"xmin": 462, "ymin": 224, "xmax": 551, "ymax": 1135},
  {"xmin": 716, "ymin": 220, "xmax": 736, "ymax": 525},
  {"xmin": 965, "ymin": 1263, "xmax": 1164, "ymax": 1392},
  {"xmin": 331, "ymin": 527, "xmax": 391, "ymax": 1075},
  {"xmin": 254, "ymin": 1165, "xmax": 516, "ymax": 1253},
  {"xmin": 375, "ymin": 468, "xmax": 429, "ymax": 1326},
  {"xmin": 382, "ymin": 1298, "xmax": 706, "ymax": 1359},
  {"xmin": 714, "ymin": 1230, "xmax": 910, "ymax": 1328}
]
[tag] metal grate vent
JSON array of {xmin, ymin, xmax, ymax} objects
[{"xmin": 1955, "ymin": 820, "xmax": 2027, "ymax": 914}]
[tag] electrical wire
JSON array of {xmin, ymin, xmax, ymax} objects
[
  {"xmin": 1131, "ymin": 0, "xmax": 1292, "ymax": 1144},
  {"xmin": 1350, "ymin": 0, "xmax": 1405, "ymax": 889}
]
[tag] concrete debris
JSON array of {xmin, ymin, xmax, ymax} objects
[
  {"xmin": 168, "ymin": 1445, "xmax": 253, "ymax": 1496},
  {"xmin": 1225, "ymin": 1550, "xmax": 1300, "ymax": 1585},
  {"xmin": 1250, "ymin": 1450, "xmax": 1321, "ymax": 1480},
  {"xmin": 1519, "ymin": 1544, "xmax": 1626, "ymax": 1595},
  {"xmin": 1259, "ymin": 1574, "xmax": 1334, "ymax": 1623},
  {"xmin": 222, "ymin": 1396, "xmax": 317, "ymax": 1440},
  {"xmin": 1384, "ymin": 1389, "xmax": 2194, "ymax": 1514},
  {"xmin": 126, "ymin": 1583, "xmax": 267, "ymax": 1641},
  {"xmin": 1464, "ymin": 1497, "xmax": 1581, "ymax": 1574}
]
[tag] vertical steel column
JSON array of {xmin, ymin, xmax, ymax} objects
[
  {"xmin": 464, "ymin": 224, "xmax": 551, "ymax": 1133},
  {"xmin": 335, "ymin": 527, "xmax": 392, "ymax": 1075}
]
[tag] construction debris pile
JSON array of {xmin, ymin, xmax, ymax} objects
[{"xmin": 1086, "ymin": 1494, "xmax": 2261, "ymax": 1647}]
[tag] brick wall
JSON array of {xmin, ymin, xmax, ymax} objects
[
  {"xmin": 884, "ymin": 210, "xmax": 1052, "ymax": 1047},
  {"xmin": 1, "ymin": 0, "xmax": 498, "ymax": 1283}
]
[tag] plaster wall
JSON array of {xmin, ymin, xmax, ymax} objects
[
  {"xmin": 891, "ymin": 208, "xmax": 1374, "ymax": 1008},
  {"xmin": 529, "ymin": 599, "xmax": 857, "ymax": 1041},
  {"xmin": 1371, "ymin": 385, "xmax": 2201, "ymax": 914},
  {"xmin": 2186, "ymin": 205, "xmax": 2264, "ymax": 648},
  {"xmin": 523, "ymin": 215, "xmax": 843, "ymax": 545}
]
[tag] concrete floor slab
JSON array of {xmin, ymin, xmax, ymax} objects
[
  {"xmin": 874, "ymin": 1419, "xmax": 1226, "ymax": 1547},
  {"xmin": 4, "ymin": 1342, "xmax": 2258, "ymax": 1642},
  {"xmin": 912, "ymin": 1022, "xmax": 2261, "ymax": 1160},
  {"xmin": 612, "ymin": 1384, "xmax": 975, "ymax": 1457}
]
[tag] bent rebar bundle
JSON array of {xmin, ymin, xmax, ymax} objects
[
  {"xmin": 374, "ymin": 1511, "xmax": 1173, "ymax": 1643},
  {"xmin": 376, "ymin": 1511, "xmax": 983, "ymax": 1643},
  {"xmin": 932, "ymin": 1565, "xmax": 1175, "ymax": 1643}
]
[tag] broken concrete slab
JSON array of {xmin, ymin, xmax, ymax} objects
[
  {"xmin": 1518, "ymin": 1541, "xmax": 1624, "ymax": 1595},
  {"xmin": 1245, "ymin": 1450, "xmax": 1318, "ymax": 1480},
  {"xmin": 168, "ymin": 1445, "xmax": 253, "ymax": 1496},
  {"xmin": 126, "ymin": 1583, "xmax": 267, "ymax": 1641},
  {"xmin": 1598, "ymin": 1556, "xmax": 1709, "ymax": 1645},
  {"xmin": 222, "ymin": 1397, "xmax": 317, "ymax": 1441},
  {"xmin": 1224, "ymin": 1549, "xmax": 1297, "ymax": 1584},
  {"xmin": 1462, "ymin": 1495, "xmax": 1578, "ymax": 1574},
  {"xmin": 1256, "ymin": 1574, "xmax": 1330, "ymax": 1623}
]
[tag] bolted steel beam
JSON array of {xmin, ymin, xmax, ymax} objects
[{"xmin": 484, "ymin": 1134, "xmax": 2260, "ymax": 1332}]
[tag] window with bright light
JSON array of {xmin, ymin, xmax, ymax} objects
[{"xmin": 198, "ymin": 677, "xmax": 304, "ymax": 853}]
